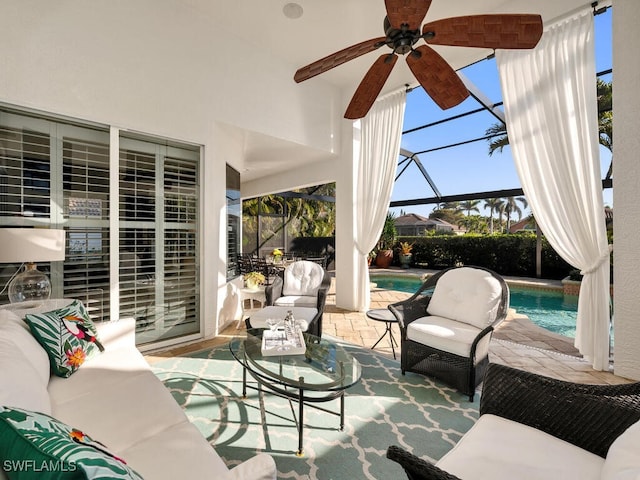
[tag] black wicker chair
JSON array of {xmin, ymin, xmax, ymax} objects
[
  {"xmin": 388, "ymin": 266, "xmax": 509, "ymax": 401},
  {"xmin": 261, "ymin": 260, "xmax": 331, "ymax": 337},
  {"xmin": 387, "ymin": 363, "xmax": 640, "ymax": 480}
]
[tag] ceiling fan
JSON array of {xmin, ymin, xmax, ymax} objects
[{"xmin": 294, "ymin": 0, "xmax": 543, "ymax": 119}]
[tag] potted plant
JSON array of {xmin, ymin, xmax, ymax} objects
[
  {"xmin": 244, "ymin": 271, "xmax": 266, "ymax": 290},
  {"xmin": 271, "ymin": 248, "xmax": 283, "ymax": 264},
  {"xmin": 367, "ymin": 250, "xmax": 377, "ymax": 266},
  {"xmin": 399, "ymin": 242, "xmax": 413, "ymax": 269},
  {"xmin": 375, "ymin": 212, "xmax": 397, "ymax": 268}
]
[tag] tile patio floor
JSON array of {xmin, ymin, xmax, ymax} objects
[{"xmin": 149, "ymin": 269, "xmax": 631, "ymax": 386}]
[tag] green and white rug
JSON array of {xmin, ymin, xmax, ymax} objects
[{"xmin": 152, "ymin": 339, "xmax": 479, "ymax": 480}]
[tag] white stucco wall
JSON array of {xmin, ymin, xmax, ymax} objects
[
  {"xmin": 0, "ymin": 0, "xmax": 343, "ymax": 339},
  {"xmin": 612, "ymin": 0, "xmax": 640, "ymax": 380}
]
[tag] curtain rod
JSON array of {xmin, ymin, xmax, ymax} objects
[{"xmin": 545, "ymin": 0, "xmax": 611, "ymax": 28}]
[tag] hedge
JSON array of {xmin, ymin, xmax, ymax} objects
[{"xmin": 394, "ymin": 234, "xmax": 573, "ymax": 280}]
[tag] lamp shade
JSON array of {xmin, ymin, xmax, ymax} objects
[{"xmin": 0, "ymin": 228, "xmax": 66, "ymax": 263}]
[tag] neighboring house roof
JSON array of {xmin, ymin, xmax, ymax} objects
[{"xmin": 395, "ymin": 214, "xmax": 461, "ymax": 231}]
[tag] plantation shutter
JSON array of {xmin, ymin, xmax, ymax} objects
[
  {"xmin": 119, "ymin": 138, "xmax": 200, "ymax": 345},
  {"xmin": 62, "ymin": 135, "xmax": 111, "ymax": 321}
]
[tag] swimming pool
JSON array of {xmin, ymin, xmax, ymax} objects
[{"xmin": 370, "ymin": 274, "xmax": 578, "ymax": 338}]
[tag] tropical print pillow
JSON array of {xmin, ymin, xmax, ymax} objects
[
  {"xmin": 0, "ymin": 406, "xmax": 143, "ymax": 479},
  {"xmin": 24, "ymin": 300, "xmax": 104, "ymax": 378}
]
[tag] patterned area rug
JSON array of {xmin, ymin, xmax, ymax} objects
[{"xmin": 151, "ymin": 339, "xmax": 479, "ymax": 480}]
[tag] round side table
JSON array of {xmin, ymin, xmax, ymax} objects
[{"xmin": 366, "ymin": 308, "xmax": 399, "ymax": 359}]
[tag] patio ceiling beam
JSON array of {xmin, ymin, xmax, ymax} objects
[
  {"xmin": 398, "ymin": 148, "xmax": 442, "ymax": 198},
  {"xmin": 458, "ymin": 71, "xmax": 505, "ymax": 125},
  {"xmin": 389, "ymin": 179, "xmax": 612, "ymax": 207}
]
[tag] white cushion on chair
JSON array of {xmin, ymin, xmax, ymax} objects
[
  {"xmin": 282, "ymin": 261, "xmax": 325, "ymax": 297},
  {"xmin": 437, "ymin": 414, "xmax": 603, "ymax": 480},
  {"xmin": 427, "ymin": 267, "xmax": 503, "ymax": 329},
  {"xmin": 407, "ymin": 315, "xmax": 492, "ymax": 361},
  {"xmin": 249, "ymin": 306, "xmax": 317, "ymax": 331},
  {"xmin": 601, "ymin": 419, "xmax": 640, "ymax": 480},
  {"xmin": 275, "ymin": 296, "xmax": 317, "ymax": 308}
]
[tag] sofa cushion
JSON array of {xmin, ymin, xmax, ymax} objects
[
  {"xmin": 427, "ymin": 267, "xmax": 503, "ymax": 329},
  {"xmin": 601, "ymin": 419, "xmax": 640, "ymax": 480},
  {"xmin": 437, "ymin": 414, "xmax": 604, "ymax": 480},
  {"xmin": 282, "ymin": 261, "xmax": 324, "ymax": 297},
  {"xmin": 119, "ymin": 420, "xmax": 233, "ymax": 480},
  {"xmin": 407, "ymin": 315, "xmax": 491, "ymax": 360},
  {"xmin": 0, "ymin": 340, "xmax": 51, "ymax": 415},
  {"xmin": 24, "ymin": 300, "xmax": 104, "ymax": 378},
  {"xmin": 51, "ymin": 370, "xmax": 189, "ymax": 453},
  {"xmin": 0, "ymin": 406, "xmax": 143, "ymax": 479},
  {"xmin": 0, "ymin": 309, "xmax": 50, "ymax": 384}
]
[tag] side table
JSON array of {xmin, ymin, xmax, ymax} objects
[
  {"xmin": 366, "ymin": 308, "xmax": 399, "ymax": 359},
  {"xmin": 239, "ymin": 286, "xmax": 266, "ymax": 328}
]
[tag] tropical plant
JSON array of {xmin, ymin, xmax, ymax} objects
[
  {"xmin": 486, "ymin": 78, "xmax": 613, "ymax": 158},
  {"xmin": 459, "ymin": 199, "xmax": 481, "ymax": 216},
  {"xmin": 378, "ymin": 212, "xmax": 397, "ymax": 251},
  {"xmin": 483, "ymin": 198, "xmax": 504, "ymax": 234},
  {"xmin": 399, "ymin": 242, "xmax": 414, "ymax": 255},
  {"xmin": 501, "ymin": 196, "xmax": 528, "ymax": 232}
]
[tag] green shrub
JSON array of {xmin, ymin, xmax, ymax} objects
[{"xmin": 397, "ymin": 234, "xmax": 573, "ymax": 279}]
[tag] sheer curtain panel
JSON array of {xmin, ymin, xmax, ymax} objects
[
  {"xmin": 354, "ymin": 90, "xmax": 406, "ymax": 311},
  {"xmin": 496, "ymin": 11, "xmax": 611, "ymax": 370}
]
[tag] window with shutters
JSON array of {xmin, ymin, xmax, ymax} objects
[
  {"xmin": 119, "ymin": 136, "xmax": 200, "ymax": 345},
  {"xmin": 226, "ymin": 164, "xmax": 240, "ymax": 281},
  {"xmin": 1, "ymin": 106, "xmax": 202, "ymax": 347}
]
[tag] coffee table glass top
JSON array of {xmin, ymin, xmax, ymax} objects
[{"xmin": 229, "ymin": 330, "xmax": 361, "ymax": 392}]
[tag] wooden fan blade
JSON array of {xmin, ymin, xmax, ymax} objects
[
  {"xmin": 294, "ymin": 37, "xmax": 387, "ymax": 83},
  {"xmin": 423, "ymin": 14, "xmax": 543, "ymax": 49},
  {"xmin": 385, "ymin": 0, "xmax": 432, "ymax": 31},
  {"xmin": 407, "ymin": 45, "xmax": 469, "ymax": 110},
  {"xmin": 344, "ymin": 54, "xmax": 398, "ymax": 120}
]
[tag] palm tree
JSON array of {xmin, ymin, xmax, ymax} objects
[
  {"xmin": 483, "ymin": 198, "xmax": 504, "ymax": 234},
  {"xmin": 459, "ymin": 200, "xmax": 481, "ymax": 216},
  {"xmin": 486, "ymin": 79, "xmax": 613, "ymax": 158},
  {"xmin": 502, "ymin": 196, "xmax": 528, "ymax": 232}
]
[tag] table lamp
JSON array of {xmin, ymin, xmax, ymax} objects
[{"xmin": 0, "ymin": 228, "xmax": 66, "ymax": 303}]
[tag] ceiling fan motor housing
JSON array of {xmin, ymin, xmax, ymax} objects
[{"xmin": 383, "ymin": 16, "xmax": 421, "ymax": 55}]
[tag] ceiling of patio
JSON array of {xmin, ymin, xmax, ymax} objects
[{"xmin": 202, "ymin": 0, "xmax": 603, "ymax": 183}]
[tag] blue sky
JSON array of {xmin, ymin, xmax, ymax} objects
[{"xmin": 390, "ymin": 8, "xmax": 613, "ymax": 220}]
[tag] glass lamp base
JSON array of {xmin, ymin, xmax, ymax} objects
[{"xmin": 8, "ymin": 264, "xmax": 52, "ymax": 304}]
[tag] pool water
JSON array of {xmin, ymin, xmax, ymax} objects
[{"xmin": 371, "ymin": 274, "xmax": 578, "ymax": 338}]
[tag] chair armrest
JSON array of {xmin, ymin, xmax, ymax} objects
[
  {"xmin": 480, "ymin": 363, "xmax": 640, "ymax": 458},
  {"xmin": 388, "ymin": 294, "xmax": 431, "ymax": 331},
  {"xmin": 386, "ymin": 446, "xmax": 463, "ymax": 480},
  {"xmin": 265, "ymin": 276, "xmax": 283, "ymax": 305}
]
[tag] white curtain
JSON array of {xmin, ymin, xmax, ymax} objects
[
  {"xmin": 354, "ymin": 90, "xmax": 406, "ymax": 311},
  {"xmin": 496, "ymin": 11, "xmax": 611, "ymax": 370}
]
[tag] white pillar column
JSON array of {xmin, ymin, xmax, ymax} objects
[
  {"xmin": 612, "ymin": 0, "xmax": 640, "ymax": 380},
  {"xmin": 335, "ymin": 119, "xmax": 360, "ymax": 310}
]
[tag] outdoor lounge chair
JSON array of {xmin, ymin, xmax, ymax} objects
[
  {"xmin": 387, "ymin": 362, "xmax": 640, "ymax": 480},
  {"xmin": 388, "ymin": 266, "xmax": 509, "ymax": 401},
  {"xmin": 261, "ymin": 260, "xmax": 331, "ymax": 337}
]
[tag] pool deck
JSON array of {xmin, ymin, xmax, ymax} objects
[{"xmin": 149, "ymin": 267, "xmax": 631, "ymax": 386}]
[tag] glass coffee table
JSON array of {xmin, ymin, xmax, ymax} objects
[{"xmin": 229, "ymin": 330, "xmax": 361, "ymax": 456}]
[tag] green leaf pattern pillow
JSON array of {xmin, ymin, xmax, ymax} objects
[
  {"xmin": 0, "ymin": 406, "xmax": 143, "ymax": 479},
  {"xmin": 24, "ymin": 300, "xmax": 104, "ymax": 378}
]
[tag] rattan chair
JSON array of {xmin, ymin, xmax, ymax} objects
[
  {"xmin": 388, "ymin": 266, "xmax": 509, "ymax": 401},
  {"xmin": 387, "ymin": 363, "xmax": 640, "ymax": 480},
  {"xmin": 263, "ymin": 260, "xmax": 331, "ymax": 337}
]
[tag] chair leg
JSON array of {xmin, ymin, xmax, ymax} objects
[{"xmin": 469, "ymin": 392, "xmax": 475, "ymax": 402}]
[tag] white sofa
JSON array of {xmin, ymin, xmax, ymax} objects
[
  {"xmin": 0, "ymin": 300, "xmax": 277, "ymax": 480},
  {"xmin": 387, "ymin": 363, "xmax": 640, "ymax": 480}
]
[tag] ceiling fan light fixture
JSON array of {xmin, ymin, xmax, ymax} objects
[{"xmin": 283, "ymin": 3, "xmax": 304, "ymax": 20}]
